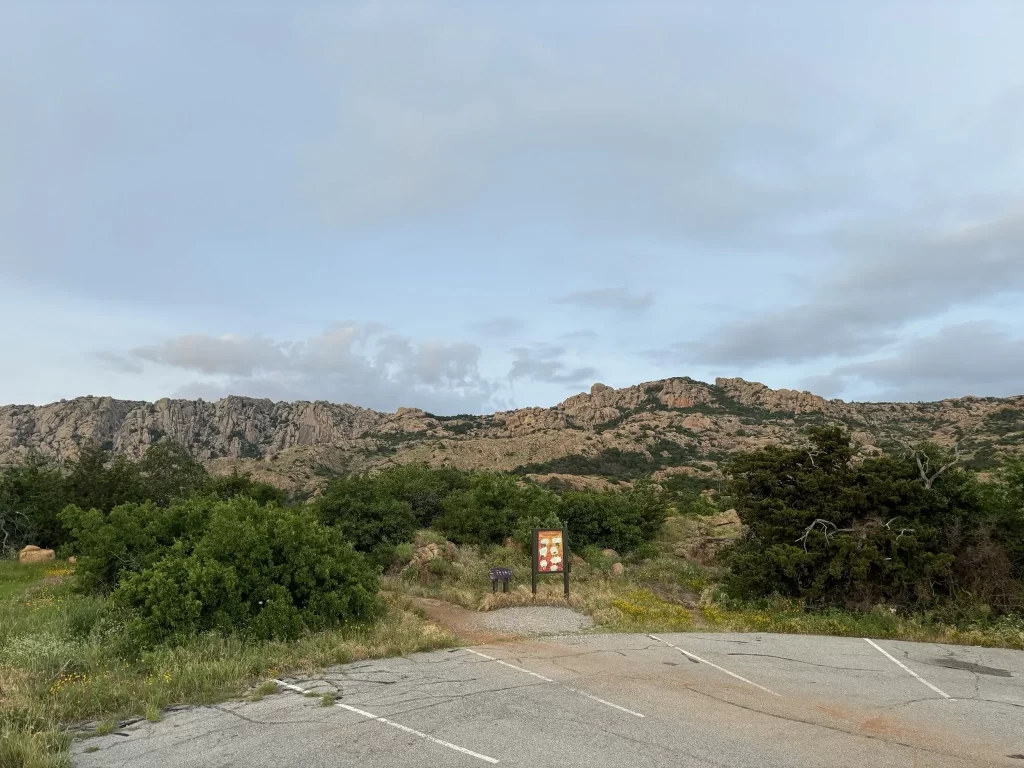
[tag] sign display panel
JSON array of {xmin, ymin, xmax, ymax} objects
[{"xmin": 535, "ymin": 529, "xmax": 565, "ymax": 574}]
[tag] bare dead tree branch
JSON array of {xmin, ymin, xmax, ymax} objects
[
  {"xmin": 881, "ymin": 517, "xmax": 915, "ymax": 542},
  {"xmin": 795, "ymin": 519, "xmax": 855, "ymax": 551},
  {"xmin": 914, "ymin": 442, "xmax": 961, "ymax": 489},
  {"xmin": 0, "ymin": 505, "xmax": 32, "ymax": 555}
]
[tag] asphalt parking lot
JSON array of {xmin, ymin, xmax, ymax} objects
[{"xmin": 73, "ymin": 632, "xmax": 1024, "ymax": 767}]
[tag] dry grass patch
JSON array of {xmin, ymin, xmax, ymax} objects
[{"xmin": 384, "ymin": 538, "xmax": 705, "ymax": 633}]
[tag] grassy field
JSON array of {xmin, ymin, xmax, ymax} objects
[{"xmin": 0, "ymin": 561, "xmax": 457, "ymax": 768}]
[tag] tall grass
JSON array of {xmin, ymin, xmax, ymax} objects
[
  {"xmin": 699, "ymin": 593, "xmax": 1024, "ymax": 649},
  {"xmin": 382, "ymin": 541, "xmax": 703, "ymax": 633},
  {"xmin": 0, "ymin": 561, "xmax": 456, "ymax": 768},
  {"xmin": 383, "ymin": 534, "xmax": 1024, "ymax": 649}
]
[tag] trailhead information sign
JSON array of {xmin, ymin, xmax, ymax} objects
[{"xmin": 532, "ymin": 528, "xmax": 570, "ymax": 597}]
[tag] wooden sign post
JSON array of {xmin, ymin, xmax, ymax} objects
[{"xmin": 532, "ymin": 528, "xmax": 570, "ymax": 599}]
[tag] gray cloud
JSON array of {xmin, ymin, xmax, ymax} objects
[
  {"xmin": 4, "ymin": 4, "xmax": 1024, "ymax": 410},
  {"xmin": 561, "ymin": 330, "xmax": 599, "ymax": 341},
  {"xmin": 116, "ymin": 323, "xmax": 499, "ymax": 414},
  {"xmin": 467, "ymin": 316, "xmax": 525, "ymax": 337},
  {"xmin": 291, "ymin": 4, "xmax": 905, "ymax": 248},
  {"xmin": 94, "ymin": 351, "xmax": 143, "ymax": 374},
  {"xmin": 661, "ymin": 209, "xmax": 1024, "ymax": 367},
  {"xmin": 510, "ymin": 343, "xmax": 567, "ymax": 361},
  {"xmin": 132, "ymin": 334, "xmax": 290, "ymax": 377},
  {"xmin": 508, "ymin": 344, "xmax": 598, "ymax": 387},
  {"xmin": 554, "ymin": 288, "xmax": 654, "ymax": 312},
  {"xmin": 808, "ymin": 322, "xmax": 1024, "ymax": 402}
]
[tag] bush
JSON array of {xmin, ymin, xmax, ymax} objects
[
  {"xmin": 512, "ymin": 509, "xmax": 564, "ymax": 551},
  {"xmin": 723, "ymin": 427, "xmax": 1022, "ymax": 614},
  {"xmin": 371, "ymin": 464, "xmax": 470, "ymax": 527},
  {"xmin": 0, "ymin": 454, "xmax": 68, "ymax": 551},
  {"xmin": 514, "ymin": 448, "xmax": 655, "ymax": 482},
  {"xmin": 137, "ymin": 442, "xmax": 209, "ymax": 506},
  {"xmin": 0, "ymin": 442, "xmax": 294, "ymax": 557},
  {"xmin": 205, "ymin": 470, "xmax": 287, "ymax": 506},
  {"xmin": 60, "ymin": 498, "xmax": 210, "ymax": 593},
  {"xmin": 65, "ymin": 440, "xmax": 147, "ymax": 514},
  {"xmin": 112, "ymin": 497, "xmax": 382, "ymax": 644},
  {"xmin": 433, "ymin": 473, "xmax": 559, "ymax": 546},
  {"xmin": 314, "ymin": 476, "xmax": 418, "ymax": 555},
  {"xmin": 558, "ymin": 481, "xmax": 669, "ymax": 554}
]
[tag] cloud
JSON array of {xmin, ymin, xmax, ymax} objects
[
  {"xmin": 811, "ymin": 321, "xmax": 1024, "ymax": 402},
  {"xmin": 132, "ymin": 334, "xmax": 290, "ymax": 376},
  {"xmin": 508, "ymin": 344, "xmax": 598, "ymax": 387},
  {"xmin": 467, "ymin": 316, "xmax": 524, "ymax": 337},
  {"xmin": 660, "ymin": 209, "xmax": 1024, "ymax": 367},
  {"xmin": 554, "ymin": 288, "xmax": 654, "ymax": 312},
  {"xmin": 561, "ymin": 330, "xmax": 598, "ymax": 341},
  {"xmin": 4, "ymin": 4, "xmax": 1024, "ymax": 410},
  {"xmin": 94, "ymin": 351, "xmax": 143, "ymax": 374},
  {"xmin": 114, "ymin": 323, "xmax": 499, "ymax": 414},
  {"xmin": 295, "ymin": 3, "xmax": 928, "ymax": 247}
]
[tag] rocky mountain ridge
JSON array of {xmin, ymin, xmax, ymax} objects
[{"xmin": 2, "ymin": 377, "xmax": 1022, "ymax": 493}]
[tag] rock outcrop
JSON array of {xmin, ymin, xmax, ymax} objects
[
  {"xmin": 18, "ymin": 545, "xmax": 55, "ymax": 563},
  {"xmin": 2, "ymin": 376, "xmax": 1021, "ymax": 494}
]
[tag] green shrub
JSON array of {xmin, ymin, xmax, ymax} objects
[
  {"xmin": 372, "ymin": 464, "xmax": 470, "ymax": 527},
  {"xmin": 314, "ymin": 476, "xmax": 418, "ymax": 555},
  {"xmin": 434, "ymin": 473, "xmax": 559, "ymax": 545},
  {"xmin": 681, "ymin": 494, "xmax": 718, "ymax": 517},
  {"xmin": 723, "ymin": 427, "xmax": 1023, "ymax": 614},
  {"xmin": 137, "ymin": 442, "xmax": 208, "ymax": 506},
  {"xmin": 0, "ymin": 454, "xmax": 68, "ymax": 551},
  {"xmin": 60, "ymin": 498, "xmax": 210, "ymax": 593},
  {"xmin": 392, "ymin": 542, "xmax": 415, "ymax": 566},
  {"xmin": 112, "ymin": 497, "xmax": 382, "ymax": 644},
  {"xmin": 0, "ymin": 441, "xmax": 292, "ymax": 557},
  {"xmin": 558, "ymin": 481, "xmax": 669, "ymax": 554},
  {"xmin": 626, "ymin": 542, "xmax": 661, "ymax": 563},
  {"xmin": 205, "ymin": 470, "xmax": 287, "ymax": 506},
  {"xmin": 513, "ymin": 509, "xmax": 564, "ymax": 551},
  {"xmin": 514, "ymin": 448, "xmax": 655, "ymax": 481}
]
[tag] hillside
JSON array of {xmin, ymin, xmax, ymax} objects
[{"xmin": 2, "ymin": 377, "xmax": 1023, "ymax": 493}]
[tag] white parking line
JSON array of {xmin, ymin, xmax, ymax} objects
[
  {"xmin": 274, "ymin": 679, "xmax": 499, "ymax": 763},
  {"xmin": 863, "ymin": 639, "xmax": 953, "ymax": 700},
  {"xmin": 464, "ymin": 648, "xmax": 646, "ymax": 717},
  {"xmin": 648, "ymin": 634, "xmax": 780, "ymax": 696},
  {"xmin": 464, "ymin": 649, "xmax": 554, "ymax": 682}
]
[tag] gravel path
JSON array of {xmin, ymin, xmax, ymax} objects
[{"xmin": 475, "ymin": 606, "xmax": 594, "ymax": 636}]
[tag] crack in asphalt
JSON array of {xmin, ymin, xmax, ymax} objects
[
  {"xmin": 93, "ymin": 677, "xmax": 548, "ymax": 764},
  {"xmin": 723, "ymin": 653, "xmax": 880, "ymax": 672},
  {"xmin": 518, "ymin": 709, "xmax": 733, "ymax": 768}
]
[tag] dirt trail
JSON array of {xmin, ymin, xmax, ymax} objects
[{"xmin": 407, "ymin": 596, "xmax": 520, "ymax": 644}]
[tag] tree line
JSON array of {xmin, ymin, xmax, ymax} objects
[
  {"xmin": 1, "ymin": 441, "xmax": 671, "ymax": 646},
  {"xmin": 0, "ymin": 440, "xmax": 284, "ymax": 552},
  {"xmin": 3, "ymin": 428, "xmax": 1021, "ymax": 645}
]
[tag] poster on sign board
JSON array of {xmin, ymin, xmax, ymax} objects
[
  {"xmin": 532, "ymin": 528, "xmax": 570, "ymax": 597},
  {"xmin": 535, "ymin": 529, "xmax": 565, "ymax": 574}
]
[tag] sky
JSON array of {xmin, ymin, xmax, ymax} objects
[{"xmin": 2, "ymin": 1, "xmax": 1023, "ymax": 414}]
